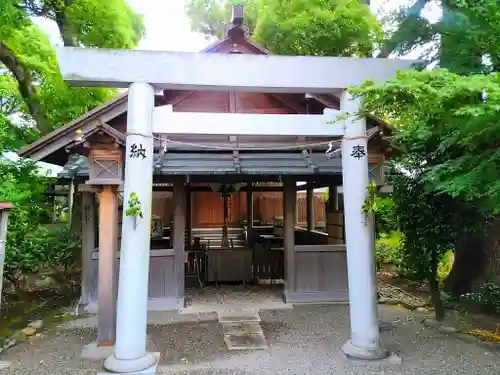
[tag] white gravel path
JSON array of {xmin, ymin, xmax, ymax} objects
[{"xmin": 1, "ymin": 305, "xmax": 499, "ymax": 375}]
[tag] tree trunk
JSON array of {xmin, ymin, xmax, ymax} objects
[
  {"xmin": 55, "ymin": 8, "xmax": 76, "ymax": 47},
  {"xmin": 445, "ymin": 217, "xmax": 500, "ymax": 295},
  {"xmin": 429, "ymin": 249, "xmax": 444, "ymax": 321},
  {"xmin": 0, "ymin": 41, "xmax": 51, "ymax": 135},
  {"xmin": 444, "ymin": 233, "xmax": 485, "ymax": 296}
]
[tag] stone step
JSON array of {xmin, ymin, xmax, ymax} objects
[
  {"xmin": 217, "ymin": 309, "xmax": 268, "ymax": 351},
  {"xmin": 223, "ymin": 332, "xmax": 268, "ymax": 351},
  {"xmin": 217, "ymin": 310, "xmax": 260, "ymax": 323},
  {"xmin": 222, "ymin": 321, "xmax": 263, "ymax": 335}
]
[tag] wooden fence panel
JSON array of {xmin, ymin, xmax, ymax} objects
[
  {"xmin": 296, "ymin": 196, "xmax": 326, "ymax": 227},
  {"xmin": 154, "ymin": 191, "xmax": 328, "ymax": 228}
]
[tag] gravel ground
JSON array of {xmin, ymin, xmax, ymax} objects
[{"xmin": 1, "ymin": 305, "xmax": 500, "ymax": 375}]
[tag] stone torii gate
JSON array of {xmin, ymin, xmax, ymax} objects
[{"xmin": 56, "ymin": 47, "xmax": 416, "ymax": 374}]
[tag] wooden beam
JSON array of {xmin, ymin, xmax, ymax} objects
[
  {"xmin": 271, "ymin": 94, "xmax": 307, "ymax": 114},
  {"xmin": 79, "ymin": 183, "xmax": 124, "ymax": 193},
  {"xmin": 164, "ymin": 90, "xmax": 196, "ymax": 106}
]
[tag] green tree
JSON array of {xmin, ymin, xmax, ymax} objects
[
  {"xmin": 360, "ymin": 0, "xmax": 500, "ymax": 298},
  {"xmin": 388, "ymin": 162, "xmax": 479, "ymax": 320},
  {"xmin": 186, "ymin": 0, "xmax": 381, "ymax": 57},
  {"xmin": 0, "ymin": 0, "xmax": 144, "ymax": 139},
  {"xmin": 186, "ymin": 0, "xmax": 258, "ymax": 39},
  {"xmin": 379, "ymin": 0, "xmax": 500, "ymax": 72},
  {"xmin": 354, "ymin": 69, "xmax": 497, "ymax": 298}
]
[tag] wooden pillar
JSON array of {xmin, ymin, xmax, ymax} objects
[
  {"xmin": 97, "ymin": 185, "xmax": 118, "ymax": 347},
  {"xmin": 173, "ymin": 178, "xmax": 186, "ymax": 301},
  {"xmin": 306, "ymin": 186, "xmax": 314, "ymax": 231},
  {"xmin": 246, "ymin": 183, "xmax": 253, "ymax": 243},
  {"xmin": 81, "ymin": 192, "xmax": 96, "ymax": 306},
  {"xmin": 283, "ymin": 178, "xmax": 296, "ymax": 301},
  {"xmin": 186, "ymin": 186, "xmax": 192, "ymax": 248},
  {"xmin": 295, "ymin": 194, "xmax": 299, "ymax": 226},
  {"xmin": 328, "ymin": 185, "xmax": 339, "ymax": 212}
]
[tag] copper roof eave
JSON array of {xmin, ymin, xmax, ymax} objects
[
  {"xmin": 201, "ymin": 35, "xmax": 271, "ymax": 55},
  {"xmin": 18, "ymin": 93, "xmax": 128, "ymax": 158},
  {"xmin": 66, "ymin": 122, "xmax": 125, "ymax": 152}
]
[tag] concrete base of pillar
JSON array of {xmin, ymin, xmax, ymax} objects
[
  {"xmin": 102, "ymin": 352, "xmax": 159, "ymax": 374},
  {"xmin": 341, "ymin": 340, "xmax": 390, "ymax": 361}
]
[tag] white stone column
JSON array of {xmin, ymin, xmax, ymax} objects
[
  {"xmin": 104, "ymin": 82, "xmax": 157, "ymax": 373},
  {"xmin": 340, "ymin": 91, "xmax": 388, "ymax": 360}
]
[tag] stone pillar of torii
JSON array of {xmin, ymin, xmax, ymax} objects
[{"xmin": 56, "ymin": 47, "xmax": 416, "ymax": 373}]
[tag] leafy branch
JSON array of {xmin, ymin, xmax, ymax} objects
[
  {"xmin": 362, "ymin": 179, "xmax": 378, "ymax": 214},
  {"xmin": 125, "ymin": 192, "xmax": 142, "ymax": 228}
]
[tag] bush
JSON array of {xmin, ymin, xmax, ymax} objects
[
  {"xmin": 375, "ymin": 230, "xmax": 403, "ymax": 270},
  {"xmin": 0, "ymin": 159, "xmax": 81, "ymax": 289},
  {"xmin": 4, "ymin": 224, "xmax": 81, "ymax": 286},
  {"xmin": 461, "ymin": 282, "xmax": 500, "ymax": 315},
  {"xmin": 374, "ymin": 196, "xmax": 398, "ymax": 234}
]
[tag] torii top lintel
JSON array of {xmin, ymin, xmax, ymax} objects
[{"xmin": 56, "ymin": 47, "xmax": 418, "ymax": 93}]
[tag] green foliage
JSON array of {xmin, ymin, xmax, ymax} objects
[
  {"xmin": 62, "ymin": 0, "xmax": 145, "ymax": 48},
  {"xmin": 362, "ymin": 179, "xmax": 378, "ymax": 214},
  {"xmin": 253, "ymin": 0, "xmax": 381, "ymax": 57},
  {"xmin": 186, "ymin": 0, "xmax": 258, "ymax": 38},
  {"xmin": 186, "ymin": 0, "xmax": 381, "ymax": 57},
  {"xmin": 0, "ymin": 0, "xmax": 144, "ymax": 138},
  {"xmin": 0, "ymin": 72, "xmax": 36, "ymax": 151},
  {"xmin": 438, "ymin": 250, "xmax": 454, "ymax": 281},
  {"xmin": 375, "ymin": 230, "xmax": 403, "ymax": 270},
  {"xmin": 125, "ymin": 192, "xmax": 143, "ymax": 218},
  {"xmin": 373, "ymin": 195, "xmax": 398, "ymax": 234},
  {"xmin": 5, "ymin": 224, "xmax": 81, "ymax": 286},
  {"xmin": 387, "ymin": 166, "xmax": 468, "ymax": 280},
  {"xmin": 0, "ymin": 159, "xmax": 80, "ymax": 288},
  {"xmin": 380, "ymin": 0, "xmax": 500, "ymax": 73},
  {"xmin": 354, "ymin": 69, "xmax": 500, "ymax": 215},
  {"xmin": 461, "ymin": 282, "xmax": 500, "ymax": 315}
]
